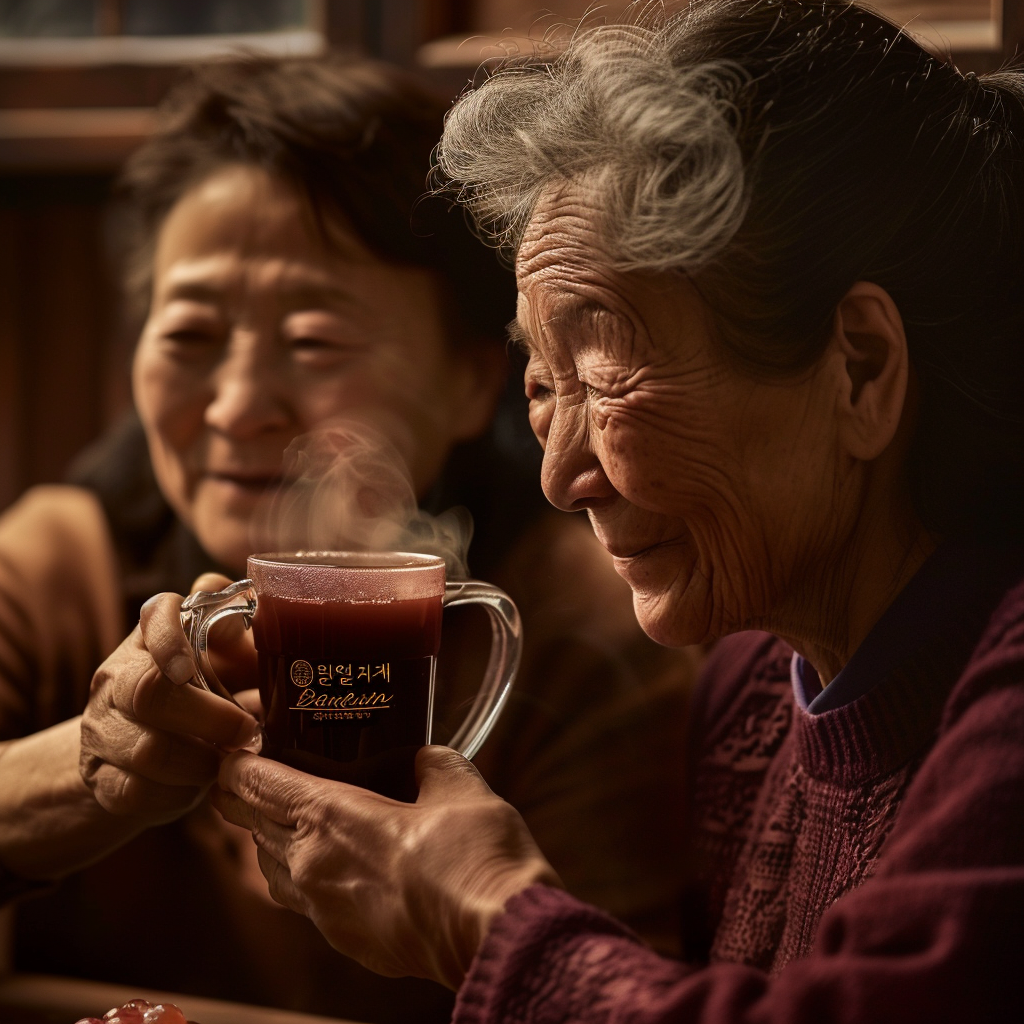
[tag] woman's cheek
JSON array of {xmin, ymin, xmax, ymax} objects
[
  {"xmin": 599, "ymin": 403, "xmax": 684, "ymax": 489},
  {"xmin": 528, "ymin": 403, "xmax": 552, "ymax": 448},
  {"xmin": 135, "ymin": 343, "xmax": 199, "ymax": 403}
]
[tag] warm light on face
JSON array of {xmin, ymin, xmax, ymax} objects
[
  {"xmin": 515, "ymin": 183, "xmax": 848, "ymax": 647},
  {"xmin": 132, "ymin": 164, "xmax": 499, "ymax": 574}
]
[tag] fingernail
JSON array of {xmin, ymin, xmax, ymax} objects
[
  {"xmin": 234, "ymin": 718, "xmax": 263, "ymax": 752},
  {"xmin": 164, "ymin": 654, "xmax": 196, "ymax": 686}
]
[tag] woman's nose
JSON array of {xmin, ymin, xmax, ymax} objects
[
  {"xmin": 540, "ymin": 399, "xmax": 616, "ymax": 512},
  {"xmin": 204, "ymin": 335, "xmax": 291, "ymax": 438}
]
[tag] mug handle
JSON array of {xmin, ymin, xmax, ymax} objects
[
  {"xmin": 179, "ymin": 579, "xmax": 258, "ymax": 709},
  {"xmin": 442, "ymin": 580, "xmax": 522, "ymax": 760}
]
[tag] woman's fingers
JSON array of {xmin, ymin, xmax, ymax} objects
[
  {"xmin": 213, "ymin": 745, "xmax": 559, "ymax": 988},
  {"xmin": 415, "ymin": 745, "xmax": 494, "ymax": 803},
  {"xmin": 190, "ymin": 572, "xmax": 234, "ymax": 595},
  {"xmin": 80, "ymin": 594, "xmax": 258, "ymax": 825},
  {"xmin": 86, "ymin": 762, "xmax": 206, "ymax": 819},
  {"xmin": 95, "ymin": 645, "xmax": 258, "ymax": 751},
  {"xmin": 257, "ymin": 845, "xmax": 305, "ymax": 914},
  {"xmin": 86, "ymin": 723, "xmax": 220, "ymax": 787},
  {"xmin": 80, "ymin": 669, "xmax": 228, "ymax": 817},
  {"xmin": 134, "ymin": 675, "xmax": 258, "ymax": 751},
  {"xmin": 210, "ymin": 782, "xmax": 257, "ymax": 831},
  {"xmin": 210, "ymin": 780, "xmax": 299, "ymax": 868},
  {"xmin": 217, "ymin": 750, "xmax": 309, "ymax": 827},
  {"xmin": 115, "ymin": 588, "xmax": 259, "ymax": 748},
  {"xmin": 141, "ymin": 585, "xmax": 258, "ymax": 702},
  {"xmin": 233, "ymin": 688, "xmax": 264, "ymax": 721},
  {"xmin": 211, "ymin": 773, "xmax": 299, "ymax": 896},
  {"xmin": 139, "ymin": 591, "xmax": 198, "ymax": 687},
  {"xmin": 251, "ymin": 811, "xmax": 298, "ymax": 876}
]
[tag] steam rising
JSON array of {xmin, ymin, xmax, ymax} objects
[{"xmin": 250, "ymin": 423, "xmax": 472, "ymax": 578}]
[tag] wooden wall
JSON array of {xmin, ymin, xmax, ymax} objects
[{"xmin": 0, "ymin": 172, "xmax": 132, "ymax": 509}]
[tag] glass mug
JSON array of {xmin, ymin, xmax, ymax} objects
[{"xmin": 179, "ymin": 551, "xmax": 521, "ymax": 800}]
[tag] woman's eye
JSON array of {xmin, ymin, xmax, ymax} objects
[
  {"xmin": 152, "ymin": 297, "xmax": 225, "ymax": 348},
  {"xmin": 160, "ymin": 326, "xmax": 225, "ymax": 354},
  {"xmin": 288, "ymin": 337, "xmax": 366, "ymax": 366},
  {"xmin": 291, "ymin": 336, "xmax": 337, "ymax": 351},
  {"xmin": 284, "ymin": 310, "xmax": 368, "ymax": 364},
  {"xmin": 525, "ymin": 379, "xmax": 554, "ymax": 402},
  {"xmin": 164, "ymin": 328, "xmax": 218, "ymax": 344}
]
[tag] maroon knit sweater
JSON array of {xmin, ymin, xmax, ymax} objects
[{"xmin": 453, "ymin": 552, "xmax": 1024, "ymax": 1022}]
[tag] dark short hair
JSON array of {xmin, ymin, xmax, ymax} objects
[
  {"xmin": 680, "ymin": 2, "xmax": 1024, "ymax": 541},
  {"xmin": 115, "ymin": 54, "xmax": 514, "ymax": 345},
  {"xmin": 440, "ymin": 0, "xmax": 1024, "ymax": 539}
]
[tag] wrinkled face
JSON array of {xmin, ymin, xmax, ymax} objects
[
  {"xmin": 517, "ymin": 184, "xmax": 850, "ymax": 646},
  {"xmin": 133, "ymin": 164, "xmax": 498, "ymax": 573}
]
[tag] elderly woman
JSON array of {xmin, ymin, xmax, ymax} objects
[
  {"xmin": 211, "ymin": 0, "xmax": 1024, "ymax": 1020},
  {"xmin": 0, "ymin": 57, "xmax": 695, "ymax": 1022}
]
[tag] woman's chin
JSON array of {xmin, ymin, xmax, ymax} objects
[
  {"xmin": 616, "ymin": 542, "xmax": 714, "ymax": 646},
  {"xmin": 632, "ymin": 590, "xmax": 714, "ymax": 648}
]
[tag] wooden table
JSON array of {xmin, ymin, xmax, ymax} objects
[{"xmin": 0, "ymin": 974, "xmax": 366, "ymax": 1024}]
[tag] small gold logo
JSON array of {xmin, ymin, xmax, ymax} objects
[{"xmin": 290, "ymin": 659, "xmax": 313, "ymax": 687}]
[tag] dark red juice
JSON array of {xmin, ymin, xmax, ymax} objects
[{"xmin": 252, "ymin": 593, "xmax": 443, "ymax": 800}]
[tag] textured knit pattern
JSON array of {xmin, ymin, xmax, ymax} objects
[
  {"xmin": 454, "ymin": 571, "xmax": 1024, "ymax": 1023},
  {"xmin": 695, "ymin": 637, "xmax": 928, "ymax": 972}
]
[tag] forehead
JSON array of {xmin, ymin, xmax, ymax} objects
[
  {"xmin": 516, "ymin": 181, "xmax": 618, "ymax": 287},
  {"xmin": 515, "ymin": 182, "xmax": 721, "ymax": 364},
  {"xmin": 153, "ymin": 164, "xmax": 371, "ymax": 282},
  {"xmin": 515, "ymin": 181, "xmax": 654, "ymax": 353}
]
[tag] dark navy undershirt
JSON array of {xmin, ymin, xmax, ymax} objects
[{"xmin": 792, "ymin": 540, "xmax": 1024, "ymax": 715}]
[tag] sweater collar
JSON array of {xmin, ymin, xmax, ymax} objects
[{"xmin": 789, "ymin": 541, "xmax": 1024, "ymax": 782}]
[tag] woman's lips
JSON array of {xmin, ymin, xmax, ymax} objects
[
  {"xmin": 604, "ymin": 539, "xmax": 671, "ymax": 560},
  {"xmin": 604, "ymin": 536, "xmax": 694, "ymax": 595},
  {"xmin": 604, "ymin": 534, "xmax": 690, "ymax": 563}
]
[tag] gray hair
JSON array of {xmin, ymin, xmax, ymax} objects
[
  {"xmin": 437, "ymin": 0, "xmax": 1024, "ymax": 540},
  {"xmin": 436, "ymin": 15, "xmax": 749, "ymax": 272}
]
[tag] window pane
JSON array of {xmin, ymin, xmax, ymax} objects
[
  {"xmin": 122, "ymin": 0, "xmax": 310, "ymax": 36},
  {"xmin": 0, "ymin": 0, "xmax": 96, "ymax": 37}
]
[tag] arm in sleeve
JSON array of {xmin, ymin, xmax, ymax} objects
[
  {"xmin": 0, "ymin": 485, "xmax": 123, "ymax": 737},
  {"xmin": 454, "ymin": 648, "xmax": 1024, "ymax": 1023},
  {"xmin": 0, "ymin": 486, "xmax": 129, "ymax": 894}
]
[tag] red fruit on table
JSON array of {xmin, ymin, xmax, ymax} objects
[
  {"xmin": 75, "ymin": 997, "xmax": 198, "ymax": 1024},
  {"xmin": 145, "ymin": 1006, "xmax": 190, "ymax": 1024},
  {"xmin": 103, "ymin": 998, "xmax": 147, "ymax": 1023}
]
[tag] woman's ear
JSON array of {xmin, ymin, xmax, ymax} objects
[
  {"xmin": 832, "ymin": 282, "xmax": 909, "ymax": 461},
  {"xmin": 449, "ymin": 340, "xmax": 509, "ymax": 442}
]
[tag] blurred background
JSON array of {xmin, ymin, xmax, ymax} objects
[{"xmin": 0, "ymin": 0, "xmax": 1018, "ymax": 514}]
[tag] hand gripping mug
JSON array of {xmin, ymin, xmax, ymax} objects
[{"xmin": 179, "ymin": 551, "xmax": 521, "ymax": 800}]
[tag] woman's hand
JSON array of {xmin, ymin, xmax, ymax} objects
[
  {"xmin": 79, "ymin": 589, "xmax": 260, "ymax": 825},
  {"xmin": 214, "ymin": 745, "xmax": 562, "ymax": 989}
]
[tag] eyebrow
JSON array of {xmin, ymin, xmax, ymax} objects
[
  {"xmin": 163, "ymin": 280, "xmax": 223, "ymax": 304},
  {"xmin": 554, "ymin": 297, "xmax": 604, "ymax": 331},
  {"xmin": 515, "ymin": 296, "xmax": 604, "ymax": 344},
  {"xmin": 506, "ymin": 319, "xmax": 532, "ymax": 354},
  {"xmin": 162, "ymin": 276, "xmax": 354, "ymax": 309}
]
